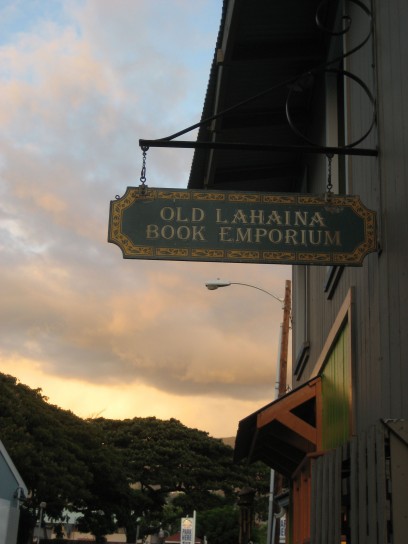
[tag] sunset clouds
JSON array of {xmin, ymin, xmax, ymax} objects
[{"xmin": 0, "ymin": 0, "xmax": 291, "ymax": 437}]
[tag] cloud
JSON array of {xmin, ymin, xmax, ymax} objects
[{"xmin": 0, "ymin": 0, "xmax": 291, "ymax": 436}]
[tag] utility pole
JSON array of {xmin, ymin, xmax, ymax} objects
[
  {"xmin": 278, "ymin": 279, "xmax": 291, "ymax": 398},
  {"xmin": 272, "ymin": 279, "xmax": 291, "ymax": 544},
  {"xmin": 205, "ymin": 277, "xmax": 291, "ymax": 544}
]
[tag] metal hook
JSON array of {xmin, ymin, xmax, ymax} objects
[
  {"xmin": 325, "ymin": 153, "xmax": 334, "ymax": 201},
  {"xmin": 139, "ymin": 146, "xmax": 149, "ymax": 195}
]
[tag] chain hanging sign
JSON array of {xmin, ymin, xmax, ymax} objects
[{"xmin": 108, "ymin": 188, "xmax": 377, "ymax": 266}]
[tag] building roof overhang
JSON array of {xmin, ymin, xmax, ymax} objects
[
  {"xmin": 0, "ymin": 438, "xmax": 28, "ymax": 500},
  {"xmin": 234, "ymin": 377, "xmax": 322, "ymax": 477},
  {"xmin": 187, "ymin": 0, "xmax": 335, "ymax": 193}
]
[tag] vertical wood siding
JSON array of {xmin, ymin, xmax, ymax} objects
[
  {"xmin": 373, "ymin": 0, "xmax": 408, "ymax": 420},
  {"xmin": 294, "ymin": 0, "xmax": 408, "ymax": 433},
  {"xmin": 310, "ymin": 422, "xmax": 393, "ymax": 544},
  {"xmin": 292, "ymin": 462, "xmax": 312, "ymax": 544}
]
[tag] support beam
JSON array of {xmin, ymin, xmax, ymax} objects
[{"xmin": 139, "ymin": 139, "xmax": 378, "ymax": 157}]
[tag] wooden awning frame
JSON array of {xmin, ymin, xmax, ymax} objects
[{"xmin": 234, "ymin": 377, "xmax": 322, "ymax": 477}]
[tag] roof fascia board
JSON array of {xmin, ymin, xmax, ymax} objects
[
  {"xmin": 204, "ymin": 0, "xmax": 240, "ymax": 187},
  {"xmin": 0, "ymin": 439, "xmax": 28, "ymax": 494},
  {"xmin": 311, "ymin": 287, "xmax": 354, "ymax": 377}
]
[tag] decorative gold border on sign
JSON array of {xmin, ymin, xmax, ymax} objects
[
  {"xmin": 263, "ymin": 252, "xmax": 296, "ymax": 262},
  {"xmin": 109, "ymin": 188, "xmax": 154, "ymax": 257},
  {"xmin": 227, "ymin": 250, "xmax": 260, "ymax": 260},
  {"xmin": 263, "ymin": 194, "xmax": 296, "ymax": 204},
  {"xmin": 228, "ymin": 193, "xmax": 261, "ymax": 203},
  {"xmin": 193, "ymin": 192, "xmax": 226, "ymax": 201},
  {"xmin": 299, "ymin": 194, "xmax": 330, "ymax": 205},
  {"xmin": 156, "ymin": 248, "xmax": 189, "ymax": 257},
  {"xmin": 156, "ymin": 190, "xmax": 191, "ymax": 200},
  {"xmin": 192, "ymin": 249, "xmax": 225, "ymax": 258},
  {"xmin": 125, "ymin": 245, "xmax": 154, "ymax": 257},
  {"xmin": 297, "ymin": 252, "xmax": 332, "ymax": 264},
  {"xmin": 109, "ymin": 188, "xmax": 378, "ymax": 265},
  {"xmin": 334, "ymin": 236, "xmax": 376, "ymax": 265}
]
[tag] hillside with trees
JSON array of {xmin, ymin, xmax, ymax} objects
[{"xmin": 0, "ymin": 373, "xmax": 269, "ymax": 543}]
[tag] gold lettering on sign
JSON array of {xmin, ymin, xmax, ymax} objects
[
  {"xmin": 109, "ymin": 187, "xmax": 377, "ymax": 265},
  {"xmin": 215, "ymin": 208, "xmax": 327, "ymax": 227},
  {"xmin": 146, "ymin": 225, "xmax": 206, "ymax": 241},
  {"xmin": 160, "ymin": 207, "xmax": 205, "ymax": 222},
  {"xmin": 217, "ymin": 226, "xmax": 341, "ymax": 247}
]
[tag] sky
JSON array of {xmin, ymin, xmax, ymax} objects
[{"xmin": 0, "ymin": 0, "xmax": 291, "ymax": 438}]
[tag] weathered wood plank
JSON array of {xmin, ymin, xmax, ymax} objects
[
  {"xmin": 315, "ymin": 456, "xmax": 323, "ymax": 544},
  {"xmin": 375, "ymin": 424, "xmax": 387, "ymax": 543},
  {"xmin": 349, "ymin": 437, "xmax": 359, "ymax": 543},
  {"xmin": 366, "ymin": 425, "xmax": 378, "ymax": 543},
  {"xmin": 310, "ymin": 458, "xmax": 317, "ymax": 544},
  {"xmin": 358, "ymin": 430, "xmax": 368, "ymax": 544},
  {"xmin": 334, "ymin": 447, "xmax": 342, "ymax": 543},
  {"xmin": 321, "ymin": 454, "xmax": 330, "ymax": 543},
  {"xmin": 327, "ymin": 451, "xmax": 334, "ymax": 541},
  {"xmin": 386, "ymin": 420, "xmax": 408, "ymax": 544}
]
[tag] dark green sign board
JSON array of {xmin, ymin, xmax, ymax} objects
[{"xmin": 108, "ymin": 187, "xmax": 377, "ymax": 266}]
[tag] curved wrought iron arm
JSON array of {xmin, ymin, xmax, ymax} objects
[
  {"xmin": 286, "ymin": 68, "xmax": 376, "ymax": 149},
  {"xmin": 148, "ymin": 0, "xmax": 373, "ymax": 147}
]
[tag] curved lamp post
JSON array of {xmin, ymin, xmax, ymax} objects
[
  {"xmin": 205, "ymin": 278, "xmax": 291, "ymax": 396},
  {"xmin": 205, "ymin": 279, "xmax": 284, "ymax": 304},
  {"xmin": 205, "ymin": 278, "xmax": 292, "ymax": 544}
]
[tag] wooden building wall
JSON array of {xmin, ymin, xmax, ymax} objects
[
  {"xmin": 372, "ymin": 0, "xmax": 408, "ymax": 421},
  {"xmin": 292, "ymin": 0, "xmax": 408, "ymax": 434},
  {"xmin": 310, "ymin": 420, "xmax": 408, "ymax": 544}
]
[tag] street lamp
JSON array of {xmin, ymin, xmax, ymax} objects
[
  {"xmin": 205, "ymin": 278, "xmax": 291, "ymax": 396},
  {"xmin": 205, "ymin": 277, "xmax": 292, "ymax": 544},
  {"xmin": 205, "ymin": 279, "xmax": 284, "ymax": 305}
]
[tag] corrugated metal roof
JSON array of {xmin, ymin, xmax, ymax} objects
[{"xmin": 188, "ymin": 0, "xmax": 335, "ymax": 193}]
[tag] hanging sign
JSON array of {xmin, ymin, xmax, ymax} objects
[{"xmin": 108, "ymin": 188, "xmax": 377, "ymax": 266}]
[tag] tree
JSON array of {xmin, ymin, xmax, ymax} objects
[
  {"xmin": 92, "ymin": 416, "xmax": 270, "ymax": 542},
  {"xmin": 0, "ymin": 373, "xmax": 129, "ymax": 541},
  {"xmin": 0, "ymin": 373, "xmax": 270, "ymax": 543},
  {"xmin": 197, "ymin": 505, "xmax": 240, "ymax": 544},
  {"xmin": 94, "ymin": 417, "xmax": 250, "ymax": 497}
]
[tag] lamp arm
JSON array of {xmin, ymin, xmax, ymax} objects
[{"xmin": 229, "ymin": 282, "xmax": 284, "ymax": 305}]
